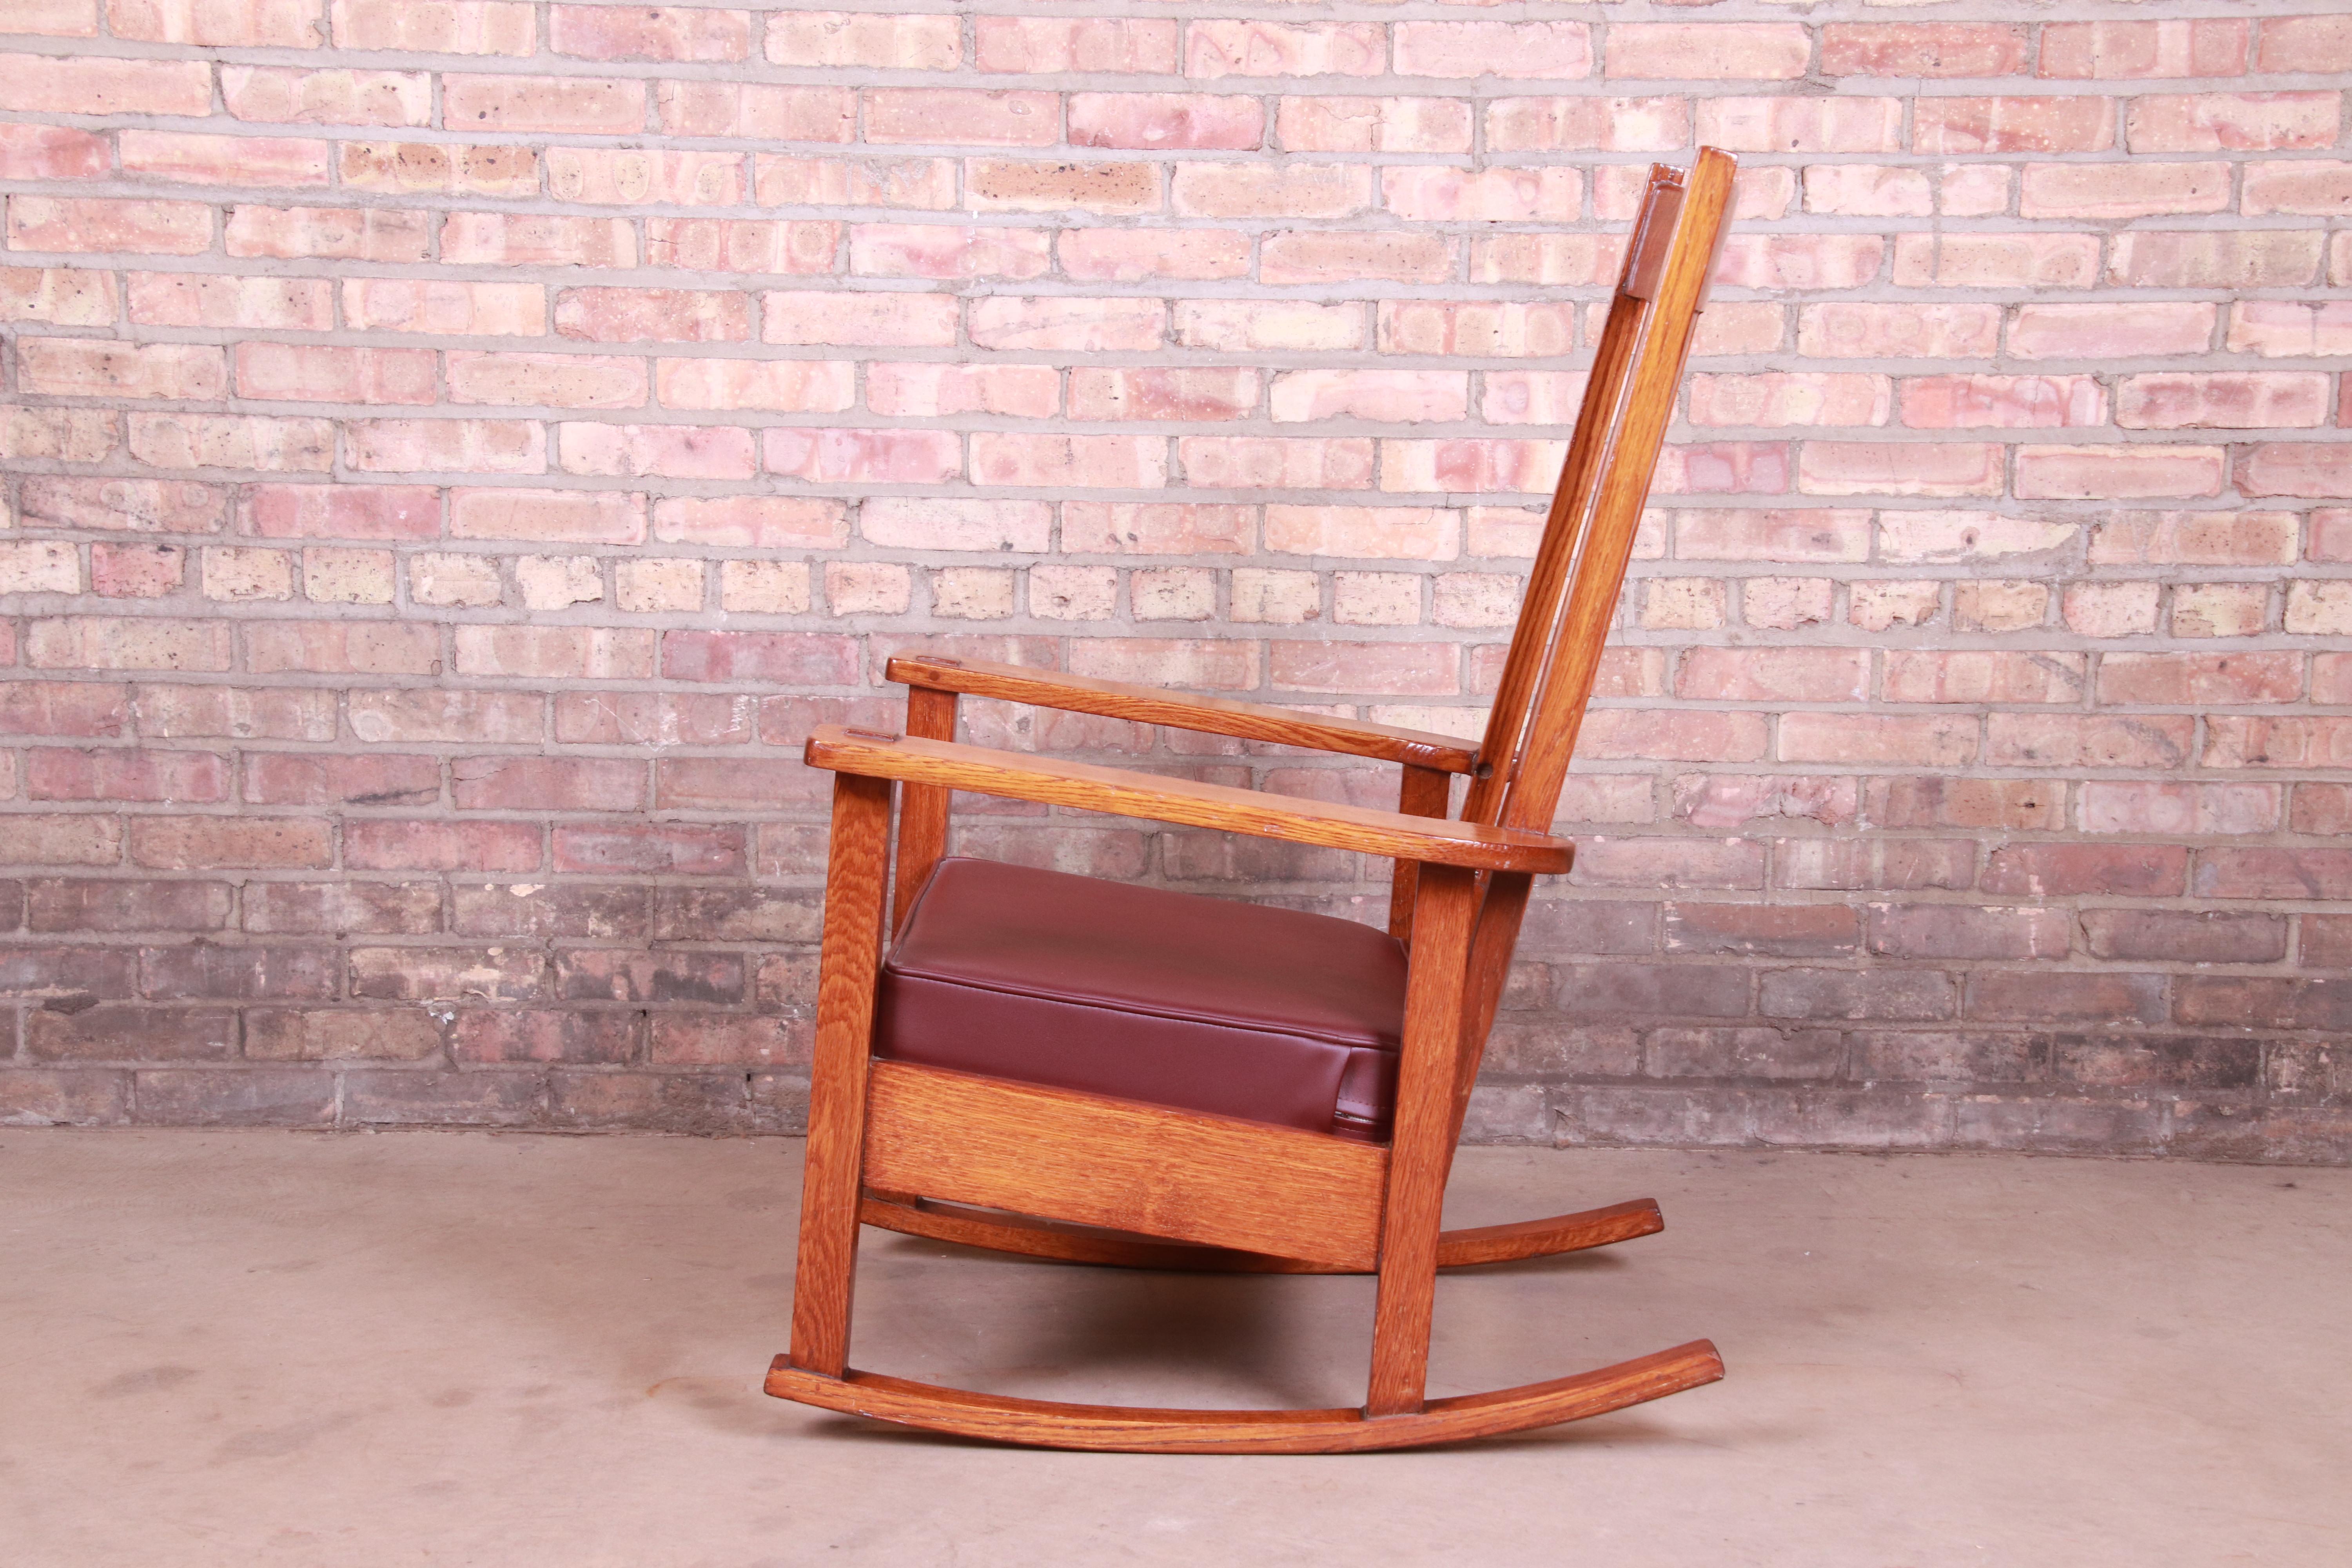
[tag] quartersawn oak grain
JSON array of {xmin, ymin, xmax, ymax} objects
[
  {"xmin": 886, "ymin": 654, "xmax": 1480, "ymax": 774},
  {"xmin": 771, "ymin": 152, "xmax": 1739, "ymax": 1454},
  {"xmin": 802, "ymin": 726, "xmax": 1573, "ymax": 875}
]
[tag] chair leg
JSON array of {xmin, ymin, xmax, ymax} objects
[
  {"xmin": 1365, "ymin": 862, "xmax": 1478, "ymax": 1417},
  {"xmin": 786, "ymin": 772, "xmax": 894, "ymax": 1379}
]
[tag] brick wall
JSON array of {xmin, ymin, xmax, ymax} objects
[{"xmin": 1, "ymin": 1, "xmax": 2347, "ymax": 1160}]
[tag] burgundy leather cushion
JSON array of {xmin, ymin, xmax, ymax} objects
[{"xmin": 876, "ymin": 858, "xmax": 1406, "ymax": 1138}]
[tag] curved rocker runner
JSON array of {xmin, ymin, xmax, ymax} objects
[{"xmin": 767, "ymin": 152, "xmax": 1739, "ymax": 1454}]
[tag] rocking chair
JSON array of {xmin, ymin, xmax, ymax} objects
[{"xmin": 768, "ymin": 150, "xmax": 1739, "ymax": 1452}]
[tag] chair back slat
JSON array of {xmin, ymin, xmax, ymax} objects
[
  {"xmin": 1443, "ymin": 149, "xmax": 1737, "ymax": 1151},
  {"xmin": 1497, "ymin": 149, "xmax": 1736, "ymax": 838}
]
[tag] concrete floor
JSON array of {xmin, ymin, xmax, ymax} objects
[{"xmin": 1, "ymin": 1134, "xmax": 2345, "ymax": 1568}]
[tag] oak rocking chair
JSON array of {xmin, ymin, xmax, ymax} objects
[{"xmin": 768, "ymin": 150, "xmax": 1739, "ymax": 1452}]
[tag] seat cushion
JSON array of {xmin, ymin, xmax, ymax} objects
[{"xmin": 876, "ymin": 858, "xmax": 1407, "ymax": 1139}]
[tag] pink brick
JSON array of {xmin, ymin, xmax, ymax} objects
[
  {"xmin": 2041, "ymin": 20, "xmax": 2247, "ymax": 79},
  {"xmin": 440, "ymin": 350, "xmax": 644, "ymax": 411},
  {"xmin": 343, "ymin": 279, "xmax": 544, "ymax": 336},
  {"xmin": 7, "ymin": 196, "xmax": 211, "ymax": 254},
  {"xmin": 1485, "ymin": 96, "xmax": 1686, "ymax": 153},
  {"xmin": 1822, "ymin": 24, "xmax": 2027, "ymax": 77},
  {"xmin": 1060, "ymin": 229, "xmax": 1252, "ymax": 282},
  {"xmin": 226, "ymin": 204, "xmax": 429, "ymax": 261},
  {"xmin": 2238, "ymin": 445, "xmax": 2352, "ymax": 499},
  {"xmin": 1264, "ymin": 506, "xmax": 1455, "ymax": 561},
  {"xmin": 2019, "ymin": 161, "xmax": 2229, "ymax": 220},
  {"xmin": 975, "ymin": 17, "xmax": 1176, "ymax": 74},
  {"xmin": 0, "ymin": 122, "xmax": 110, "ymax": 180},
  {"xmin": 1070, "ymin": 93, "xmax": 1262, "ymax": 151},
  {"xmin": 442, "ymin": 74, "xmax": 645, "ymax": 134},
  {"xmin": 970, "ymin": 433, "xmax": 1163, "ymax": 489},
  {"xmin": 654, "ymin": 358, "xmax": 853, "ymax": 413},
  {"xmin": 1679, "ymin": 648, "xmax": 1868, "ymax": 703},
  {"xmin": 2009, "ymin": 303, "xmax": 2216, "ymax": 360},
  {"xmin": 448, "ymin": 488, "xmax": 645, "ymax": 545},
  {"xmin": 2098, "ymin": 652, "xmax": 2302, "ymax": 706},
  {"xmin": 545, "ymin": 149, "xmax": 744, "ymax": 207},
  {"xmin": 0, "ymin": 53, "xmax": 212, "ymax": 115},
  {"xmin": 1674, "ymin": 509, "xmax": 1871, "ymax": 562},
  {"xmin": 1377, "ymin": 301, "xmax": 1578, "ymax": 358},
  {"xmin": 560, "ymin": 423, "xmax": 757, "ymax": 481},
  {"xmin": 2109, "ymin": 232, "xmax": 2323, "ymax": 289},
  {"xmin": 1270, "ymin": 370, "xmax": 1465, "ymax": 426},
  {"xmin": 868, "ymin": 363, "xmax": 1056, "ymax": 419},
  {"xmin": 764, "ymin": 427, "xmax": 964, "ymax": 485},
  {"xmin": 1779, "ymin": 713, "xmax": 1976, "ymax": 767},
  {"xmin": 1606, "ymin": 24, "xmax": 1809, "ymax": 80},
  {"xmin": 2117, "ymin": 372, "xmax": 2331, "ymax": 430},
  {"xmin": 2204, "ymin": 718, "xmax": 2352, "ymax": 771},
  {"xmin": 20, "ymin": 476, "xmax": 226, "ymax": 534},
  {"xmin": 1283, "ymin": 97, "xmax": 1475, "ymax": 154},
  {"xmin": 554, "ymin": 287, "xmax": 749, "ymax": 343},
  {"xmin": 761, "ymin": 291, "xmax": 959, "ymax": 348},
  {"xmin": 862, "ymin": 499, "xmax": 1052, "ymax": 553},
  {"xmin": 106, "ymin": 0, "xmax": 314, "ymax": 46},
  {"xmin": 1062, "ymin": 503, "xmax": 1252, "ymax": 555},
  {"xmin": 347, "ymin": 820, "xmax": 540, "ymax": 873},
  {"xmin": 1270, "ymin": 641, "xmax": 1455, "ymax": 697},
  {"xmin": 122, "ymin": 130, "xmax": 331, "ymax": 188},
  {"xmin": 866, "ymin": 90, "xmax": 1056, "ymax": 147},
  {"xmin": 1178, "ymin": 438, "xmax": 1375, "ymax": 492},
  {"xmin": 1471, "ymin": 234, "xmax": 1622, "ymax": 287},
  {"xmin": 2257, "ymin": 16, "xmax": 2352, "ymax": 73},
  {"xmin": 221, "ymin": 67, "xmax": 430, "ymax": 127},
  {"xmin": 1686, "ymin": 373, "xmax": 1891, "ymax": 428},
  {"xmin": 330, "ymin": 0, "xmax": 533, "ymax": 54},
  {"xmin": 767, "ymin": 11, "xmax": 958, "ymax": 69},
  {"xmin": 1803, "ymin": 165, "xmax": 1931, "ymax": 218},
  {"xmin": 549, "ymin": 4, "xmax": 748, "ymax": 62},
  {"xmin": 1478, "ymin": 371, "xmax": 1590, "ymax": 425},
  {"xmin": 453, "ymin": 625, "xmax": 653, "ymax": 680},
  {"xmin": 1915, "ymin": 97, "xmax": 2116, "ymax": 154},
  {"xmin": 1651, "ymin": 442, "xmax": 1791, "ymax": 496},
  {"xmin": 1890, "ymin": 233, "xmax": 2102, "ymax": 289},
  {"xmin": 17, "ymin": 339, "xmax": 225, "ymax": 401},
  {"xmin": 2227, "ymin": 301, "xmax": 2352, "ymax": 358},
  {"xmin": 969, "ymin": 296, "xmax": 1163, "ymax": 352},
  {"xmin": 338, "ymin": 140, "xmax": 538, "ymax": 198},
  {"xmin": 2243, "ymin": 161, "xmax": 2352, "ymax": 217},
  {"xmin": 1171, "ymin": 162, "xmax": 1371, "ymax": 220},
  {"xmin": 657, "ymin": 82, "xmax": 853, "ymax": 141},
  {"xmin": 652, "ymin": 496, "xmax": 844, "ymax": 550},
  {"xmin": 1381, "ymin": 439, "xmax": 1568, "ymax": 495},
  {"xmin": 1069, "ymin": 368, "xmax": 1258, "ymax": 422},
  {"xmin": 2, "ymin": 0, "xmax": 97, "ymax": 36},
  {"xmin": 1798, "ymin": 442, "xmax": 2003, "ymax": 499},
  {"xmin": 1882, "ymin": 651, "xmax": 2083, "ymax": 706},
  {"xmin": 1714, "ymin": 235, "xmax": 1886, "ymax": 292},
  {"xmin": 1796, "ymin": 304, "xmax": 2000, "ymax": 359},
  {"xmin": 346, "ymin": 419, "xmax": 543, "ymax": 476},
  {"xmin": 236, "ymin": 344, "xmax": 437, "ymax": 405},
  {"xmin": 2018, "ymin": 445, "xmax": 2226, "ymax": 500},
  {"xmin": 1695, "ymin": 97, "xmax": 1904, "ymax": 154},
  {"xmin": 849, "ymin": 224, "xmax": 1051, "ymax": 280},
  {"xmin": 91, "ymin": 543, "xmax": 183, "ymax": 597},
  {"xmin": 242, "ymin": 485, "xmax": 439, "ymax": 540},
  {"xmin": 963, "ymin": 159, "xmax": 1159, "ymax": 216},
  {"xmin": 1185, "ymin": 20, "xmax": 1386, "ymax": 79},
  {"xmin": 1383, "ymin": 167, "xmax": 1580, "ymax": 223},
  {"xmin": 1899, "ymin": 375, "xmax": 2106, "ymax": 429},
  {"xmin": 127, "ymin": 273, "xmax": 332, "ymax": 332},
  {"xmin": 1263, "ymin": 231, "xmax": 1452, "ymax": 288},
  {"xmin": 1392, "ymin": 20, "xmax": 1593, "ymax": 79},
  {"xmin": 2127, "ymin": 92, "xmax": 2340, "ymax": 152},
  {"xmin": 441, "ymin": 214, "xmax": 636, "ymax": 268},
  {"xmin": 644, "ymin": 218, "xmax": 836, "ymax": 274},
  {"xmin": 0, "ymin": 266, "xmax": 115, "ymax": 326},
  {"xmin": 2091, "ymin": 511, "xmax": 2297, "ymax": 568}
]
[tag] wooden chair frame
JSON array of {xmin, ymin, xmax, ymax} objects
[{"xmin": 767, "ymin": 151, "xmax": 1738, "ymax": 1453}]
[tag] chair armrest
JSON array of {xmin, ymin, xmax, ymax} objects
[
  {"xmin": 804, "ymin": 726, "xmax": 1570, "ymax": 875},
  {"xmin": 886, "ymin": 654, "xmax": 1480, "ymax": 775}
]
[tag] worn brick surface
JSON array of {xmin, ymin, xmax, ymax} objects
[{"xmin": 0, "ymin": 2, "xmax": 2345, "ymax": 1159}]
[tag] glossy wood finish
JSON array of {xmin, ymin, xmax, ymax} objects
[
  {"xmin": 858, "ymin": 1193, "xmax": 1665, "ymax": 1272},
  {"xmin": 1388, "ymin": 764, "xmax": 1452, "ymax": 944},
  {"xmin": 764, "ymin": 1341, "xmax": 1725, "ymax": 1455},
  {"xmin": 891, "ymin": 685, "xmax": 957, "ymax": 935},
  {"xmin": 773, "ymin": 153, "xmax": 1738, "ymax": 1452},
  {"xmin": 862, "ymin": 1061, "xmax": 1388, "ymax": 1271},
  {"xmin": 1366, "ymin": 862, "xmax": 1477, "ymax": 1416},
  {"xmin": 803, "ymin": 725, "xmax": 1573, "ymax": 875},
  {"xmin": 784, "ymin": 771, "xmax": 892, "ymax": 1379},
  {"xmin": 886, "ymin": 655, "xmax": 1479, "ymax": 774}
]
